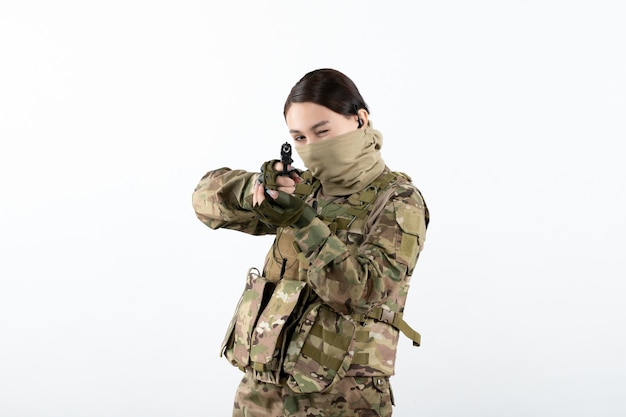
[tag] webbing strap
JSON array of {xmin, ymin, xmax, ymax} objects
[
  {"xmin": 364, "ymin": 308, "xmax": 421, "ymax": 347},
  {"xmin": 250, "ymin": 359, "xmax": 280, "ymax": 372},
  {"xmin": 358, "ymin": 188, "xmax": 377, "ymax": 203},
  {"xmin": 346, "ymin": 206, "xmax": 369, "ymax": 219},
  {"xmin": 301, "ymin": 343, "xmax": 342, "ymax": 370},
  {"xmin": 303, "ymin": 322, "xmax": 372, "ymax": 368},
  {"xmin": 335, "ymin": 218, "xmax": 351, "ymax": 230},
  {"xmin": 396, "ymin": 317, "xmax": 421, "ymax": 347},
  {"xmin": 347, "ymin": 172, "xmax": 401, "ymax": 219},
  {"xmin": 252, "ymin": 362, "xmax": 266, "ymax": 372},
  {"xmin": 293, "ymin": 171, "xmax": 320, "ymax": 198},
  {"xmin": 308, "ymin": 324, "xmax": 369, "ymax": 347},
  {"xmin": 309, "ymin": 323, "xmax": 351, "ymax": 350},
  {"xmin": 355, "ymin": 330, "xmax": 370, "ymax": 343},
  {"xmin": 352, "ymin": 352, "xmax": 369, "ymax": 365},
  {"xmin": 301, "ymin": 344, "xmax": 370, "ymax": 368},
  {"xmin": 297, "ymin": 171, "xmax": 405, "ymax": 226}
]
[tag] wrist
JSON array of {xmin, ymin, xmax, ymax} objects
[
  {"xmin": 293, "ymin": 204, "xmax": 316, "ymax": 228},
  {"xmin": 293, "ymin": 217, "xmax": 331, "ymax": 253}
]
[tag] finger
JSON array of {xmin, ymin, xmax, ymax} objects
[
  {"xmin": 253, "ymin": 182, "xmax": 265, "ymax": 206},
  {"xmin": 273, "ymin": 176, "xmax": 294, "ymax": 195},
  {"xmin": 275, "ymin": 175, "xmax": 296, "ymax": 188},
  {"xmin": 290, "ymin": 171, "xmax": 303, "ymax": 184}
]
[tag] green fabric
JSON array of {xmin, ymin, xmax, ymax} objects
[
  {"xmin": 294, "ymin": 123, "xmax": 385, "ymax": 196},
  {"xmin": 252, "ymin": 190, "xmax": 316, "ymax": 228},
  {"xmin": 258, "ymin": 159, "xmax": 282, "ymax": 189},
  {"xmin": 362, "ymin": 307, "xmax": 422, "ymax": 347}
]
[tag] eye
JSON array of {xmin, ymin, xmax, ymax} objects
[
  {"xmin": 293, "ymin": 135, "xmax": 306, "ymax": 142},
  {"xmin": 316, "ymin": 129, "xmax": 329, "ymax": 136}
]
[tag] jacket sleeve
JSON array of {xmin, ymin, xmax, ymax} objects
[
  {"xmin": 292, "ymin": 183, "xmax": 428, "ymax": 315},
  {"xmin": 192, "ymin": 167, "xmax": 276, "ymax": 235}
]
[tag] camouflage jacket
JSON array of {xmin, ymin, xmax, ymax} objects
[{"xmin": 192, "ymin": 166, "xmax": 428, "ymax": 378}]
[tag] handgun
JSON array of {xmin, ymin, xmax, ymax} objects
[
  {"xmin": 280, "ymin": 142, "xmax": 293, "ymax": 175},
  {"xmin": 259, "ymin": 142, "xmax": 296, "ymax": 186}
]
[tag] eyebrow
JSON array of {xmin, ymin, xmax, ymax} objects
[{"xmin": 289, "ymin": 120, "xmax": 329, "ymax": 134}]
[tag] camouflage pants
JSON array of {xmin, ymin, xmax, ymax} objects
[{"xmin": 232, "ymin": 371, "xmax": 393, "ymax": 417}]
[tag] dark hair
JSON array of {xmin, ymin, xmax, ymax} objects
[{"xmin": 283, "ymin": 68, "xmax": 369, "ymax": 118}]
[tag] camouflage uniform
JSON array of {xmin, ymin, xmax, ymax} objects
[
  {"xmin": 192, "ymin": 165, "xmax": 428, "ymax": 417},
  {"xmin": 233, "ymin": 370, "xmax": 393, "ymax": 417}
]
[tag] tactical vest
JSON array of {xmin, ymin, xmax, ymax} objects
[{"xmin": 221, "ymin": 170, "xmax": 425, "ymax": 393}]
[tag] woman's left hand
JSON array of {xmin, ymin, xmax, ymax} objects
[{"xmin": 253, "ymin": 161, "xmax": 302, "ymax": 206}]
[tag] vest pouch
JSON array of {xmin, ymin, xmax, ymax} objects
[
  {"xmin": 220, "ymin": 268, "xmax": 274, "ymax": 370},
  {"xmin": 284, "ymin": 304, "xmax": 357, "ymax": 394},
  {"xmin": 248, "ymin": 279, "xmax": 308, "ymax": 380}
]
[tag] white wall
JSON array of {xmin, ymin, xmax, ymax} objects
[{"xmin": 1, "ymin": 1, "xmax": 625, "ymax": 416}]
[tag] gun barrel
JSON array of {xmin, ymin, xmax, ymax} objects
[{"xmin": 280, "ymin": 142, "xmax": 293, "ymax": 174}]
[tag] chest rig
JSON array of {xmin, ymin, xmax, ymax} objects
[
  {"xmin": 295, "ymin": 170, "xmax": 401, "ymax": 234},
  {"xmin": 225, "ymin": 170, "xmax": 424, "ymax": 390},
  {"xmin": 291, "ymin": 170, "xmax": 422, "ymax": 347},
  {"xmin": 262, "ymin": 171, "xmax": 405, "ymax": 283}
]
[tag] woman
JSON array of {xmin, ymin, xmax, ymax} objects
[{"xmin": 192, "ymin": 68, "xmax": 429, "ymax": 417}]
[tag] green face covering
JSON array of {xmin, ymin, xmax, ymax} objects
[{"xmin": 295, "ymin": 124, "xmax": 386, "ymax": 196}]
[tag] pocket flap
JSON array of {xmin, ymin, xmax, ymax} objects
[
  {"xmin": 221, "ymin": 268, "xmax": 273, "ymax": 368},
  {"xmin": 249, "ymin": 280, "xmax": 307, "ymax": 365}
]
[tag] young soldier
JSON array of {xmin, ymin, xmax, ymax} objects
[{"xmin": 192, "ymin": 68, "xmax": 429, "ymax": 417}]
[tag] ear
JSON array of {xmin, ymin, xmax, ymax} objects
[{"xmin": 357, "ymin": 108, "xmax": 369, "ymax": 128}]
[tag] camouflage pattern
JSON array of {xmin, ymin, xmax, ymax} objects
[
  {"xmin": 221, "ymin": 268, "xmax": 273, "ymax": 370},
  {"xmin": 283, "ymin": 302, "xmax": 360, "ymax": 394},
  {"xmin": 192, "ymin": 168, "xmax": 275, "ymax": 235},
  {"xmin": 249, "ymin": 279, "xmax": 307, "ymax": 368},
  {"xmin": 233, "ymin": 370, "xmax": 393, "ymax": 417},
  {"xmin": 193, "ymin": 166, "xmax": 428, "ymax": 411}
]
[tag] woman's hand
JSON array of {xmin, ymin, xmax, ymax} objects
[{"xmin": 253, "ymin": 161, "xmax": 302, "ymax": 206}]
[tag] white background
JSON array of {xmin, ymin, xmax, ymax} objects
[{"xmin": 1, "ymin": 1, "xmax": 625, "ymax": 416}]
